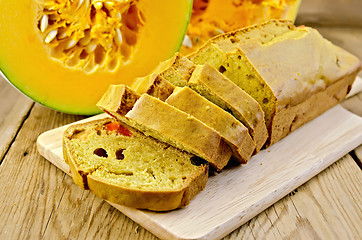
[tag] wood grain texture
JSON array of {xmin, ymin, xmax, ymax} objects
[
  {"xmin": 0, "ymin": 76, "xmax": 33, "ymax": 161},
  {"xmin": 225, "ymin": 153, "xmax": 362, "ymax": 240},
  {"xmin": 297, "ymin": 0, "xmax": 362, "ymax": 26},
  {"xmin": 352, "ymin": 144, "xmax": 362, "ymax": 168},
  {"xmin": 0, "ymin": 89, "xmax": 360, "ymax": 240},
  {"xmin": 0, "ymin": 103, "xmax": 83, "ymax": 239},
  {"xmin": 342, "ymin": 91, "xmax": 362, "ymax": 117},
  {"xmin": 0, "ymin": 103, "xmax": 156, "ymax": 240},
  {"xmin": 37, "ymin": 104, "xmax": 362, "ymax": 240}
]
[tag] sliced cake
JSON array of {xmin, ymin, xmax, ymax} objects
[
  {"xmin": 188, "ymin": 44, "xmax": 276, "ymax": 147},
  {"xmin": 131, "ymin": 73, "xmax": 175, "ymax": 101},
  {"xmin": 188, "ymin": 64, "xmax": 268, "ymax": 153},
  {"xmin": 153, "ymin": 53, "xmax": 196, "ymax": 86},
  {"xmin": 166, "ymin": 86, "xmax": 256, "ymax": 163},
  {"xmin": 188, "ymin": 20, "xmax": 361, "ymax": 146},
  {"xmin": 63, "ymin": 118, "xmax": 209, "ymax": 211},
  {"xmin": 131, "ymin": 53, "xmax": 196, "ymax": 99},
  {"xmin": 97, "ymin": 85, "xmax": 233, "ymax": 170}
]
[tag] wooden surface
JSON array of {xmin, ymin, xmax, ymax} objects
[
  {"xmin": 1, "ymin": 25, "xmax": 362, "ymax": 240},
  {"xmin": 296, "ymin": 0, "xmax": 362, "ymax": 26},
  {"xmin": 37, "ymin": 102, "xmax": 362, "ymax": 240}
]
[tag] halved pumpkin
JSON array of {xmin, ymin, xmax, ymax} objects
[
  {"xmin": 180, "ymin": 0, "xmax": 302, "ymax": 55},
  {"xmin": 0, "ymin": 0, "xmax": 192, "ymax": 114}
]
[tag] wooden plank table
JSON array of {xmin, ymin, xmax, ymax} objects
[{"xmin": 0, "ymin": 25, "xmax": 361, "ymax": 239}]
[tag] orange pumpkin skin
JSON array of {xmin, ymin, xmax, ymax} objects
[
  {"xmin": 0, "ymin": 0, "xmax": 192, "ymax": 115},
  {"xmin": 181, "ymin": 0, "xmax": 302, "ymax": 55}
]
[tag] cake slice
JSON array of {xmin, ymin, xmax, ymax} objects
[
  {"xmin": 188, "ymin": 64, "xmax": 268, "ymax": 153},
  {"xmin": 131, "ymin": 53, "xmax": 196, "ymax": 99},
  {"xmin": 97, "ymin": 85, "xmax": 232, "ymax": 170},
  {"xmin": 63, "ymin": 118, "xmax": 209, "ymax": 211},
  {"xmin": 130, "ymin": 73, "xmax": 175, "ymax": 101},
  {"xmin": 153, "ymin": 53, "xmax": 196, "ymax": 86},
  {"xmin": 130, "ymin": 66, "xmax": 256, "ymax": 162},
  {"xmin": 166, "ymin": 86, "xmax": 256, "ymax": 163},
  {"xmin": 188, "ymin": 44, "xmax": 276, "ymax": 148}
]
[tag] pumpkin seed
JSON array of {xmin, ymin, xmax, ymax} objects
[
  {"xmin": 77, "ymin": 0, "xmax": 85, "ymax": 10},
  {"xmin": 57, "ymin": 29, "xmax": 68, "ymax": 40},
  {"xmin": 40, "ymin": 15, "xmax": 48, "ymax": 32},
  {"xmin": 79, "ymin": 32, "xmax": 91, "ymax": 46},
  {"xmin": 115, "ymin": 12, "xmax": 122, "ymax": 21},
  {"xmin": 45, "ymin": 29, "xmax": 58, "ymax": 43},
  {"xmin": 182, "ymin": 35, "xmax": 192, "ymax": 48},
  {"xmin": 65, "ymin": 38, "xmax": 78, "ymax": 50},
  {"xmin": 116, "ymin": 28, "xmax": 123, "ymax": 45},
  {"xmin": 85, "ymin": 41, "xmax": 98, "ymax": 53},
  {"xmin": 104, "ymin": 1, "xmax": 114, "ymax": 10},
  {"xmin": 38, "ymin": 0, "xmax": 144, "ymax": 72},
  {"xmin": 93, "ymin": 1, "xmax": 103, "ymax": 10}
]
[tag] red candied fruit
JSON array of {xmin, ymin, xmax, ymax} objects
[{"xmin": 104, "ymin": 122, "xmax": 132, "ymax": 137}]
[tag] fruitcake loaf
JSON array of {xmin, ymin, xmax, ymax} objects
[
  {"xmin": 166, "ymin": 86, "xmax": 256, "ymax": 163},
  {"xmin": 63, "ymin": 118, "xmax": 209, "ymax": 211},
  {"xmin": 188, "ymin": 20, "xmax": 361, "ymax": 146},
  {"xmin": 97, "ymin": 84, "xmax": 233, "ymax": 170}
]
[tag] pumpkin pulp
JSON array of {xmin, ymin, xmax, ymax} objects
[
  {"xmin": 0, "ymin": 0, "xmax": 192, "ymax": 114},
  {"xmin": 181, "ymin": 0, "xmax": 302, "ymax": 55}
]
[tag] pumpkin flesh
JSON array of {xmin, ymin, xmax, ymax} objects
[
  {"xmin": 180, "ymin": 0, "xmax": 301, "ymax": 55},
  {"xmin": 0, "ymin": 0, "xmax": 192, "ymax": 114}
]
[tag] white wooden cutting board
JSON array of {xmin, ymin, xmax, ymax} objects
[{"xmin": 37, "ymin": 78, "xmax": 362, "ymax": 240}]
